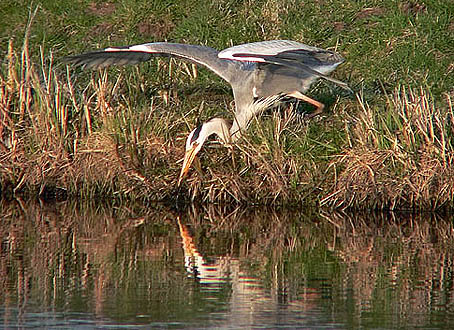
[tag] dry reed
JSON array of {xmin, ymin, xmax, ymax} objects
[{"xmin": 323, "ymin": 87, "xmax": 454, "ymax": 210}]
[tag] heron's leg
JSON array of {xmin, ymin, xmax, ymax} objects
[{"xmin": 287, "ymin": 91, "xmax": 325, "ymax": 118}]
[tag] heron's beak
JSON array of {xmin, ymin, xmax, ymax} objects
[{"xmin": 178, "ymin": 143, "xmax": 199, "ymax": 186}]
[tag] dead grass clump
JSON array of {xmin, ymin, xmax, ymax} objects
[
  {"xmin": 86, "ymin": 2, "xmax": 116, "ymax": 17},
  {"xmin": 324, "ymin": 87, "xmax": 454, "ymax": 210},
  {"xmin": 355, "ymin": 7, "xmax": 385, "ymax": 20},
  {"xmin": 400, "ymin": 1, "xmax": 427, "ymax": 17},
  {"xmin": 137, "ymin": 16, "xmax": 175, "ymax": 39}
]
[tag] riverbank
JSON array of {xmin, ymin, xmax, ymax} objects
[{"xmin": 1, "ymin": 3, "xmax": 453, "ymax": 210}]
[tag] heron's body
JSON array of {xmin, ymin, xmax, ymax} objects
[{"xmin": 64, "ymin": 40, "xmax": 349, "ymax": 184}]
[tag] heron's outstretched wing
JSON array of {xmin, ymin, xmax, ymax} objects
[
  {"xmin": 218, "ymin": 40, "xmax": 351, "ymax": 91},
  {"xmin": 63, "ymin": 43, "xmax": 237, "ymax": 83},
  {"xmin": 259, "ymin": 56, "xmax": 351, "ymax": 91}
]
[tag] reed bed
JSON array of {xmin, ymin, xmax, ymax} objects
[
  {"xmin": 323, "ymin": 88, "xmax": 454, "ymax": 210},
  {"xmin": 1, "ymin": 25, "xmax": 454, "ymax": 210}
]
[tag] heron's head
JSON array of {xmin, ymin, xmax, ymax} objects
[{"xmin": 178, "ymin": 118, "xmax": 232, "ymax": 186}]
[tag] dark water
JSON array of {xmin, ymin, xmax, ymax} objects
[{"xmin": 1, "ymin": 200, "xmax": 454, "ymax": 329}]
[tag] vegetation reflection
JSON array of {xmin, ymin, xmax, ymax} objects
[{"xmin": 0, "ymin": 200, "xmax": 453, "ymax": 327}]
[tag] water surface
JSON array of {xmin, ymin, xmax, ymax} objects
[{"xmin": 1, "ymin": 200, "xmax": 453, "ymax": 328}]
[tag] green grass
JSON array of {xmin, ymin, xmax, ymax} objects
[
  {"xmin": 1, "ymin": 0, "xmax": 453, "ymax": 209},
  {"xmin": 2, "ymin": 0, "xmax": 453, "ymax": 94}
]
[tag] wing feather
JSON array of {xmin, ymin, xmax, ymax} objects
[
  {"xmin": 63, "ymin": 43, "xmax": 236, "ymax": 83},
  {"xmin": 219, "ymin": 40, "xmax": 350, "ymax": 90}
]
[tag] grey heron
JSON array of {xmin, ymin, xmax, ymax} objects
[{"xmin": 64, "ymin": 40, "xmax": 349, "ymax": 185}]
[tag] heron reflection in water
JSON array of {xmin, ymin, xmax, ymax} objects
[{"xmin": 64, "ymin": 40, "xmax": 350, "ymax": 184}]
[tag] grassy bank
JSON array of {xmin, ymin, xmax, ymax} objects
[{"xmin": 1, "ymin": 1, "xmax": 453, "ymax": 210}]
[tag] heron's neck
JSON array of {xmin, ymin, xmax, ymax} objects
[
  {"xmin": 204, "ymin": 117, "xmax": 233, "ymax": 144},
  {"xmin": 229, "ymin": 94, "xmax": 285, "ymax": 141}
]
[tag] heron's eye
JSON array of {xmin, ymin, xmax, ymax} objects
[{"xmin": 190, "ymin": 125, "xmax": 203, "ymax": 144}]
